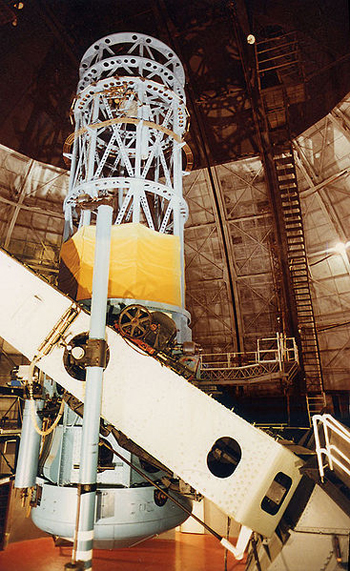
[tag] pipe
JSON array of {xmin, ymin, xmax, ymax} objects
[
  {"xmin": 14, "ymin": 399, "xmax": 43, "ymax": 489},
  {"xmin": 73, "ymin": 203, "xmax": 113, "ymax": 570},
  {"xmin": 104, "ymin": 439, "xmax": 248, "ymax": 560}
]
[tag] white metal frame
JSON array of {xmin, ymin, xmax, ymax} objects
[
  {"xmin": 63, "ymin": 33, "xmax": 189, "ymax": 243},
  {"xmin": 0, "ymin": 248, "xmax": 303, "ymax": 540},
  {"xmin": 201, "ymin": 333, "xmax": 298, "ymax": 369},
  {"xmin": 313, "ymin": 413, "xmax": 350, "ymax": 481}
]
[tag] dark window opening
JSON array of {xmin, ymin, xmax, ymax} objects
[
  {"xmin": 154, "ymin": 489, "xmax": 167, "ymax": 507},
  {"xmin": 261, "ymin": 472, "xmax": 292, "ymax": 515},
  {"xmin": 98, "ymin": 439, "xmax": 114, "ymax": 470},
  {"xmin": 207, "ymin": 436, "xmax": 241, "ymax": 479}
]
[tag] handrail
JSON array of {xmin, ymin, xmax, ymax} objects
[
  {"xmin": 0, "ymin": 396, "xmax": 22, "ymax": 430},
  {"xmin": 313, "ymin": 413, "xmax": 350, "ymax": 481},
  {"xmin": 200, "ymin": 334, "xmax": 298, "ymax": 371}
]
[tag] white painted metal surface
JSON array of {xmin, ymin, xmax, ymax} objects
[
  {"xmin": 313, "ymin": 413, "xmax": 350, "ymax": 481},
  {"xmin": 0, "ymin": 248, "xmax": 303, "ymax": 536},
  {"xmin": 0, "ymin": 250, "xmax": 75, "ymax": 360},
  {"xmin": 251, "ymin": 485, "xmax": 350, "ymax": 571},
  {"xmin": 14, "ymin": 399, "xmax": 43, "ymax": 488}
]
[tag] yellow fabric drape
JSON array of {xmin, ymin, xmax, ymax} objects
[{"xmin": 58, "ymin": 223, "xmax": 181, "ymax": 306}]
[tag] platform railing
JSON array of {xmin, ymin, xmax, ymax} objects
[
  {"xmin": 0, "ymin": 397, "xmax": 22, "ymax": 431},
  {"xmin": 313, "ymin": 413, "xmax": 350, "ymax": 482},
  {"xmin": 200, "ymin": 334, "xmax": 298, "ymax": 371}
]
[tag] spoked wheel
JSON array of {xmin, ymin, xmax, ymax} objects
[{"xmin": 118, "ymin": 304, "xmax": 152, "ymax": 339}]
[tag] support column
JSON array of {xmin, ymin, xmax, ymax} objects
[{"xmin": 73, "ymin": 203, "xmax": 113, "ymax": 570}]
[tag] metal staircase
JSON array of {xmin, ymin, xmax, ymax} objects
[
  {"xmin": 306, "ymin": 393, "xmax": 327, "ymax": 422},
  {"xmin": 310, "ymin": 414, "xmax": 350, "ymax": 513},
  {"xmin": 254, "ymin": 33, "xmax": 324, "ymax": 423},
  {"xmin": 273, "ymin": 142, "xmax": 324, "ymax": 397}
]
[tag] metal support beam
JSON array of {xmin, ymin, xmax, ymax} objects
[
  {"xmin": 4, "ymin": 160, "xmax": 35, "ymax": 250},
  {"xmin": 294, "ymin": 141, "xmax": 350, "ymax": 276},
  {"xmin": 73, "ymin": 204, "xmax": 113, "ymax": 569}
]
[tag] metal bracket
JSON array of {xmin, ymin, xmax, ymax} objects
[
  {"xmin": 76, "ymin": 194, "xmax": 114, "ymax": 210},
  {"xmin": 36, "ymin": 304, "xmax": 80, "ymax": 358},
  {"xmin": 85, "ymin": 338, "xmax": 108, "ymax": 368},
  {"xmin": 78, "ymin": 483, "xmax": 97, "ymax": 494}
]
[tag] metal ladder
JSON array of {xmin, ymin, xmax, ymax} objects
[
  {"xmin": 254, "ymin": 35, "xmax": 324, "ymax": 423},
  {"xmin": 273, "ymin": 143, "xmax": 323, "ymax": 395},
  {"xmin": 307, "ymin": 394, "xmax": 327, "ymax": 424}
]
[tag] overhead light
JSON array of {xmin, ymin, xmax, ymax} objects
[
  {"xmin": 247, "ymin": 34, "xmax": 256, "ymax": 45},
  {"xmin": 333, "ymin": 241, "xmax": 350, "ymax": 255},
  {"xmin": 308, "ymin": 241, "xmax": 350, "ymax": 265}
]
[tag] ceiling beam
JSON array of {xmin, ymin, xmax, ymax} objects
[
  {"xmin": 294, "ymin": 141, "xmax": 350, "ymax": 256},
  {"xmin": 4, "ymin": 160, "xmax": 35, "ymax": 250},
  {"xmin": 0, "ymin": 194, "xmax": 64, "ymax": 219},
  {"xmin": 329, "ymin": 107, "xmax": 350, "ymax": 145}
]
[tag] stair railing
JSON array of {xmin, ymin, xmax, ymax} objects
[{"xmin": 313, "ymin": 413, "xmax": 350, "ymax": 481}]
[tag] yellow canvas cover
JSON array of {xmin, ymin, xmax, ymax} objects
[{"xmin": 58, "ymin": 223, "xmax": 181, "ymax": 306}]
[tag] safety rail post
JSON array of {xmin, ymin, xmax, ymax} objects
[{"xmin": 313, "ymin": 414, "xmax": 350, "ymax": 482}]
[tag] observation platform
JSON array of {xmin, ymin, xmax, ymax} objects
[{"xmin": 194, "ymin": 334, "xmax": 299, "ymax": 392}]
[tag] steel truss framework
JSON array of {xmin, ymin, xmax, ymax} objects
[
  {"xmin": 63, "ymin": 33, "xmax": 190, "ymax": 329},
  {"xmin": 195, "ymin": 334, "xmax": 299, "ymax": 390},
  {"xmin": 2, "ymin": 94, "xmax": 350, "ymax": 397},
  {"xmin": 294, "ymin": 94, "xmax": 350, "ymax": 393},
  {"xmin": 64, "ymin": 33, "xmax": 189, "ymax": 240},
  {"xmin": 0, "ymin": 147, "xmax": 67, "ymax": 279},
  {"xmin": 197, "ymin": 362, "xmax": 296, "ymax": 387},
  {"xmin": 184, "ymin": 157, "xmax": 279, "ymax": 354},
  {"xmin": 0, "ymin": 0, "xmax": 349, "ymax": 172}
]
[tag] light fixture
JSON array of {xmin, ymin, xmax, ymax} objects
[
  {"xmin": 308, "ymin": 241, "xmax": 350, "ymax": 266},
  {"xmin": 332, "ymin": 241, "xmax": 350, "ymax": 255}
]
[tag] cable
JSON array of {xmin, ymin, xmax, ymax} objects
[
  {"xmin": 29, "ymin": 393, "xmax": 65, "ymax": 437},
  {"xmin": 103, "ymin": 439, "xmax": 244, "ymax": 560},
  {"xmin": 121, "ymin": 334, "xmax": 151, "ymax": 357},
  {"xmin": 27, "ymin": 357, "xmax": 65, "ymax": 437},
  {"xmin": 318, "ymin": 320, "xmax": 350, "ymax": 332}
]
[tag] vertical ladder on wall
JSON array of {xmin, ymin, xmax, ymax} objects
[
  {"xmin": 307, "ymin": 394, "xmax": 327, "ymax": 422},
  {"xmin": 255, "ymin": 31, "xmax": 305, "ymax": 103},
  {"xmin": 255, "ymin": 33, "xmax": 324, "ymax": 424},
  {"xmin": 273, "ymin": 143, "xmax": 324, "ymax": 396}
]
